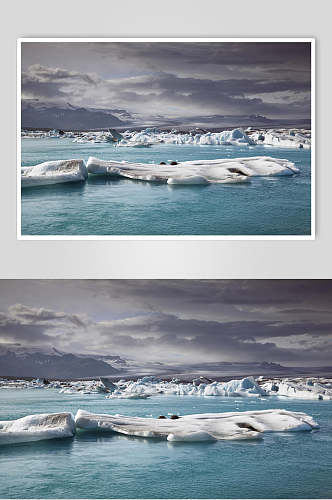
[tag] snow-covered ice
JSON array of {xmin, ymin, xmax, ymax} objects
[
  {"xmin": 105, "ymin": 393, "xmax": 151, "ymax": 399},
  {"xmin": 2, "ymin": 375, "xmax": 331, "ymax": 401},
  {"xmin": 75, "ymin": 408, "xmax": 319, "ymax": 442},
  {"xmin": 0, "ymin": 412, "xmax": 76, "ymax": 445},
  {"xmin": 250, "ymin": 129, "xmax": 311, "ymax": 149},
  {"xmin": 118, "ymin": 128, "xmax": 256, "ymax": 147},
  {"xmin": 86, "ymin": 156, "xmax": 298, "ymax": 185},
  {"xmin": 262, "ymin": 378, "xmax": 332, "ymax": 400},
  {"xmin": 99, "ymin": 376, "xmax": 267, "ymax": 398},
  {"xmin": 21, "ymin": 127, "xmax": 311, "ymax": 150},
  {"xmin": 21, "ymin": 159, "xmax": 88, "ymax": 187}
]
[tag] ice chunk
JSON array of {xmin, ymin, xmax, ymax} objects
[
  {"xmin": 99, "ymin": 378, "xmax": 117, "ymax": 392},
  {"xmin": 262, "ymin": 379, "xmax": 332, "ymax": 400},
  {"xmin": 86, "ymin": 157, "xmax": 122, "ymax": 176},
  {"xmin": 117, "ymin": 141, "xmax": 153, "ymax": 148},
  {"xmin": 86, "ymin": 156, "xmax": 297, "ymax": 184},
  {"xmin": 106, "ymin": 393, "xmax": 151, "ymax": 399},
  {"xmin": 75, "ymin": 408, "xmax": 318, "ymax": 442},
  {"xmin": 21, "ymin": 159, "xmax": 87, "ymax": 187},
  {"xmin": 250, "ymin": 129, "xmax": 311, "ymax": 149},
  {"xmin": 0, "ymin": 412, "xmax": 75, "ymax": 445},
  {"xmin": 203, "ymin": 377, "xmax": 266, "ymax": 397}
]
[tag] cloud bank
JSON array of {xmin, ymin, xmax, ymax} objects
[
  {"xmin": 0, "ymin": 280, "xmax": 330, "ymax": 366},
  {"xmin": 21, "ymin": 42, "xmax": 311, "ymax": 120}
]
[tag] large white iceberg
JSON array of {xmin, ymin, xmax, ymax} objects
[
  {"xmin": 75, "ymin": 409, "xmax": 318, "ymax": 442},
  {"xmin": 21, "ymin": 159, "xmax": 88, "ymax": 187},
  {"xmin": 86, "ymin": 156, "xmax": 298, "ymax": 185},
  {"xmin": 0, "ymin": 412, "xmax": 76, "ymax": 445}
]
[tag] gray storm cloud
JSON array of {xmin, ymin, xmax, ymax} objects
[
  {"xmin": 21, "ymin": 41, "xmax": 311, "ymax": 119},
  {"xmin": 0, "ymin": 280, "xmax": 330, "ymax": 366}
]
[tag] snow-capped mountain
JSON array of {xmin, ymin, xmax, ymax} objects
[
  {"xmin": 0, "ymin": 344, "xmax": 119, "ymax": 379},
  {"xmin": 21, "ymin": 100, "xmax": 311, "ymax": 131},
  {"xmin": 1, "ymin": 344, "xmax": 328, "ymax": 380},
  {"xmin": 21, "ymin": 101, "xmax": 130, "ymax": 130}
]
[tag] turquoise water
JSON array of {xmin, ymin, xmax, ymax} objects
[
  {"xmin": 20, "ymin": 139, "xmax": 311, "ymax": 236},
  {"xmin": 0, "ymin": 389, "xmax": 331, "ymax": 498}
]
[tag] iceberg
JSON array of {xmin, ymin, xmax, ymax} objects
[
  {"xmin": 250, "ymin": 129, "xmax": 311, "ymax": 149},
  {"xmin": 202, "ymin": 377, "xmax": 266, "ymax": 397},
  {"xmin": 86, "ymin": 156, "xmax": 298, "ymax": 185},
  {"xmin": 262, "ymin": 379, "xmax": 332, "ymax": 400},
  {"xmin": 105, "ymin": 393, "xmax": 151, "ymax": 399},
  {"xmin": 119, "ymin": 128, "xmax": 256, "ymax": 147},
  {"xmin": 0, "ymin": 412, "xmax": 76, "ymax": 445},
  {"xmin": 117, "ymin": 141, "xmax": 153, "ymax": 148},
  {"xmin": 75, "ymin": 409, "xmax": 319, "ymax": 442},
  {"xmin": 134, "ymin": 376, "xmax": 264, "ymax": 397},
  {"xmin": 21, "ymin": 159, "xmax": 88, "ymax": 187},
  {"xmin": 85, "ymin": 157, "xmax": 123, "ymax": 176}
]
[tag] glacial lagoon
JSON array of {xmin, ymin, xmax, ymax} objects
[
  {"xmin": 20, "ymin": 138, "xmax": 311, "ymax": 236},
  {"xmin": 0, "ymin": 388, "xmax": 331, "ymax": 498}
]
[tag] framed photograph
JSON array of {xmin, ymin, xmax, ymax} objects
[
  {"xmin": 17, "ymin": 38, "xmax": 314, "ymax": 240},
  {"xmin": 0, "ymin": 279, "xmax": 331, "ymax": 499}
]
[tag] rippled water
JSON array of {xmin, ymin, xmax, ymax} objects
[
  {"xmin": 20, "ymin": 139, "xmax": 311, "ymax": 236},
  {"xmin": 0, "ymin": 389, "xmax": 331, "ymax": 498}
]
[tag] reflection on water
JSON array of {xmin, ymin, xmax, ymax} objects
[{"xmin": 0, "ymin": 435, "xmax": 75, "ymax": 455}]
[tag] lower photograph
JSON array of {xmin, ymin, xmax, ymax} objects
[{"xmin": 0, "ymin": 279, "xmax": 331, "ymax": 499}]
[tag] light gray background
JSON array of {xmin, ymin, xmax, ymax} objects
[{"xmin": 0, "ymin": 0, "xmax": 330, "ymax": 279}]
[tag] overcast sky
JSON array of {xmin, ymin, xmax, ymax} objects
[
  {"xmin": 0, "ymin": 280, "xmax": 330, "ymax": 366},
  {"xmin": 21, "ymin": 42, "xmax": 311, "ymax": 119}
]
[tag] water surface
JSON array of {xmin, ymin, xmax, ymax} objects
[
  {"xmin": 21, "ymin": 139, "xmax": 311, "ymax": 236},
  {"xmin": 0, "ymin": 389, "xmax": 330, "ymax": 498}
]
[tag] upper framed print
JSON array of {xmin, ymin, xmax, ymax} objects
[{"xmin": 17, "ymin": 38, "xmax": 315, "ymax": 240}]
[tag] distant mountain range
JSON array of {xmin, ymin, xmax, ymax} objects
[
  {"xmin": 1, "ymin": 344, "xmax": 330, "ymax": 380},
  {"xmin": 21, "ymin": 100, "xmax": 310, "ymax": 131},
  {"xmin": 0, "ymin": 344, "xmax": 119, "ymax": 379},
  {"xmin": 21, "ymin": 101, "xmax": 130, "ymax": 130}
]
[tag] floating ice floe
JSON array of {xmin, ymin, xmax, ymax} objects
[
  {"xmin": 75, "ymin": 409, "xmax": 319, "ymax": 442},
  {"xmin": 106, "ymin": 393, "xmax": 151, "ymax": 399},
  {"xmin": 0, "ymin": 412, "xmax": 76, "ymax": 445},
  {"xmin": 72, "ymin": 130, "xmax": 121, "ymax": 144},
  {"xmin": 249, "ymin": 129, "xmax": 311, "ymax": 149},
  {"xmin": 21, "ymin": 159, "xmax": 88, "ymax": 188},
  {"xmin": 262, "ymin": 378, "xmax": 332, "ymax": 400},
  {"xmin": 86, "ymin": 156, "xmax": 298, "ymax": 185},
  {"xmin": 117, "ymin": 141, "xmax": 153, "ymax": 148}
]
